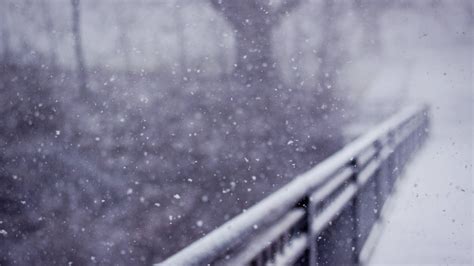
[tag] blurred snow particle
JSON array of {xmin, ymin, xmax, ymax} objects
[
  {"xmin": 126, "ymin": 188, "xmax": 133, "ymax": 195},
  {"xmin": 140, "ymin": 96, "xmax": 150, "ymax": 103},
  {"xmin": 0, "ymin": 229, "xmax": 7, "ymax": 236},
  {"xmin": 196, "ymin": 220, "xmax": 203, "ymax": 227},
  {"xmin": 173, "ymin": 194, "xmax": 181, "ymax": 199}
]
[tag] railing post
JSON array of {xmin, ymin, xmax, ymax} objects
[
  {"xmin": 373, "ymin": 140, "xmax": 383, "ymax": 217},
  {"xmin": 391, "ymin": 131, "xmax": 401, "ymax": 181},
  {"xmin": 309, "ymin": 195, "xmax": 319, "ymax": 266},
  {"xmin": 349, "ymin": 157, "xmax": 360, "ymax": 265},
  {"xmin": 353, "ymin": 142, "xmax": 383, "ymax": 263},
  {"xmin": 296, "ymin": 197, "xmax": 311, "ymax": 265},
  {"xmin": 314, "ymin": 158, "xmax": 361, "ymax": 265},
  {"xmin": 374, "ymin": 140, "xmax": 389, "ymax": 215},
  {"xmin": 384, "ymin": 131, "xmax": 395, "ymax": 195},
  {"xmin": 310, "ymin": 159, "xmax": 359, "ymax": 266}
]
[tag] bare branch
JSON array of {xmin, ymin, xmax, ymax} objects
[{"xmin": 272, "ymin": 0, "xmax": 303, "ymax": 24}]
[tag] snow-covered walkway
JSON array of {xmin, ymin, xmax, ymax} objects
[{"xmin": 368, "ymin": 43, "xmax": 473, "ymax": 265}]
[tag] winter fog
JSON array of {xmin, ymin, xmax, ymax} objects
[{"xmin": 0, "ymin": 0, "xmax": 472, "ymax": 265}]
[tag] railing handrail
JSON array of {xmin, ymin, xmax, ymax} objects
[{"xmin": 158, "ymin": 104, "xmax": 430, "ymax": 266}]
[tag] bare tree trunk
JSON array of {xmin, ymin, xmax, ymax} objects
[
  {"xmin": 209, "ymin": 0, "xmax": 302, "ymax": 86},
  {"xmin": 71, "ymin": 0, "xmax": 88, "ymax": 98},
  {"xmin": 0, "ymin": 2, "xmax": 11, "ymax": 64},
  {"xmin": 214, "ymin": 21, "xmax": 229, "ymax": 80},
  {"xmin": 40, "ymin": 0, "xmax": 58, "ymax": 68},
  {"xmin": 113, "ymin": 6, "xmax": 133, "ymax": 85},
  {"xmin": 173, "ymin": 1, "xmax": 188, "ymax": 82},
  {"xmin": 234, "ymin": 25, "xmax": 276, "ymax": 85},
  {"xmin": 291, "ymin": 14, "xmax": 306, "ymax": 86},
  {"xmin": 118, "ymin": 27, "xmax": 132, "ymax": 83},
  {"xmin": 315, "ymin": 0, "xmax": 341, "ymax": 95},
  {"xmin": 354, "ymin": 0, "xmax": 382, "ymax": 55}
]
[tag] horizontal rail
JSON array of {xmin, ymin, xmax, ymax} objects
[
  {"xmin": 158, "ymin": 104, "xmax": 430, "ymax": 266},
  {"xmin": 225, "ymin": 209, "xmax": 305, "ymax": 265},
  {"xmin": 311, "ymin": 183, "xmax": 358, "ymax": 235},
  {"xmin": 270, "ymin": 234, "xmax": 308, "ymax": 265}
]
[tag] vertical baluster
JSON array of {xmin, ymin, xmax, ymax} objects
[
  {"xmin": 309, "ymin": 195, "xmax": 322, "ymax": 266},
  {"xmin": 278, "ymin": 234, "xmax": 284, "ymax": 254},
  {"xmin": 261, "ymin": 249, "xmax": 268, "ymax": 266},
  {"xmin": 350, "ymin": 157, "xmax": 360, "ymax": 265},
  {"xmin": 265, "ymin": 245, "xmax": 273, "ymax": 264},
  {"xmin": 295, "ymin": 197, "xmax": 310, "ymax": 265},
  {"xmin": 387, "ymin": 131, "xmax": 396, "ymax": 193},
  {"xmin": 312, "ymin": 163, "xmax": 358, "ymax": 266},
  {"xmin": 373, "ymin": 140, "xmax": 383, "ymax": 219}
]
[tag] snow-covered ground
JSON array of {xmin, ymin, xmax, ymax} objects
[{"xmin": 369, "ymin": 42, "xmax": 473, "ymax": 264}]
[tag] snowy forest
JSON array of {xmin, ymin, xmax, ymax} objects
[{"xmin": 0, "ymin": 0, "xmax": 471, "ymax": 265}]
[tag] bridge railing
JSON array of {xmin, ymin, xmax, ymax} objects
[{"xmin": 158, "ymin": 105, "xmax": 430, "ymax": 266}]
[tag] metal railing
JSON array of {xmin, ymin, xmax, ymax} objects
[{"xmin": 158, "ymin": 105, "xmax": 430, "ymax": 266}]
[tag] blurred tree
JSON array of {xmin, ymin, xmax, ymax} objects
[
  {"xmin": 353, "ymin": 0, "xmax": 418, "ymax": 56},
  {"xmin": 113, "ymin": 4, "xmax": 133, "ymax": 85},
  {"xmin": 315, "ymin": 0, "xmax": 345, "ymax": 100},
  {"xmin": 209, "ymin": 0, "xmax": 302, "ymax": 85},
  {"xmin": 71, "ymin": 0, "xmax": 89, "ymax": 98},
  {"xmin": 40, "ymin": 0, "xmax": 58, "ymax": 68},
  {"xmin": 290, "ymin": 12, "xmax": 306, "ymax": 86},
  {"xmin": 354, "ymin": 0, "xmax": 384, "ymax": 54},
  {"xmin": 0, "ymin": 1, "xmax": 12, "ymax": 64},
  {"xmin": 173, "ymin": 0, "xmax": 188, "ymax": 82},
  {"xmin": 213, "ymin": 19, "xmax": 230, "ymax": 80}
]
